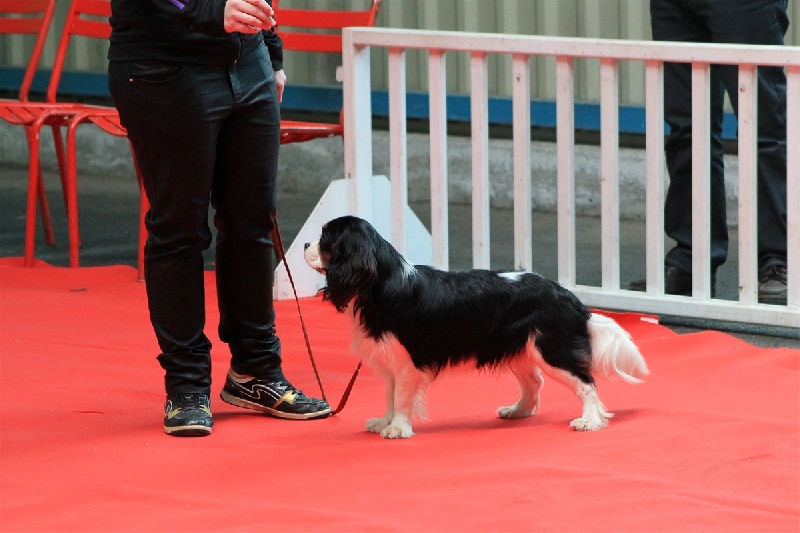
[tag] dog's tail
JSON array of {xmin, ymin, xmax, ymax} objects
[{"xmin": 588, "ymin": 313, "xmax": 649, "ymax": 383}]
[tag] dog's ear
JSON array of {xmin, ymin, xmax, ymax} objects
[{"xmin": 323, "ymin": 225, "xmax": 378, "ymax": 312}]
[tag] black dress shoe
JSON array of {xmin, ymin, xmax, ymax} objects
[{"xmin": 629, "ymin": 265, "xmax": 716, "ymax": 297}]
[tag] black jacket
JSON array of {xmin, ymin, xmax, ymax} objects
[{"xmin": 108, "ymin": 0, "xmax": 283, "ymax": 70}]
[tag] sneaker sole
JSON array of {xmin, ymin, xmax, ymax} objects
[
  {"xmin": 164, "ymin": 424, "xmax": 212, "ymax": 437},
  {"xmin": 220, "ymin": 389, "xmax": 331, "ymax": 420}
]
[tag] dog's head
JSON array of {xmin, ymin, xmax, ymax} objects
[{"xmin": 304, "ymin": 216, "xmax": 386, "ymax": 312}]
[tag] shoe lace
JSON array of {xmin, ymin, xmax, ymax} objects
[
  {"xmin": 760, "ymin": 264, "xmax": 787, "ymax": 283},
  {"xmin": 176, "ymin": 393, "xmax": 208, "ymax": 410}
]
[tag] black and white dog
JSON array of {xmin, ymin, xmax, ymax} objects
[{"xmin": 304, "ymin": 216, "xmax": 649, "ymax": 439}]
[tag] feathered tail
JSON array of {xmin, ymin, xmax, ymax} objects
[{"xmin": 588, "ymin": 313, "xmax": 649, "ymax": 383}]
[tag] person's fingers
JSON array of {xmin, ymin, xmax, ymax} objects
[
  {"xmin": 223, "ymin": 0, "xmax": 275, "ymax": 34},
  {"xmin": 275, "ymin": 69, "xmax": 287, "ymax": 103}
]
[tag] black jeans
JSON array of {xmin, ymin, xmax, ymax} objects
[
  {"xmin": 109, "ymin": 42, "xmax": 285, "ymax": 395},
  {"xmin": 650, "ymin": 0, "xmax": 789, "ymax": 273}
]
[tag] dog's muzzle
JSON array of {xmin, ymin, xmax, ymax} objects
[{"xmin": 303, "ymin": 241, "xmax": 326, "ymax": 274}]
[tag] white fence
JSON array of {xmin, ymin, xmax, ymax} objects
[{"xmin": 340, "ymin": 27, "xmax": 799, "ymax": 329}]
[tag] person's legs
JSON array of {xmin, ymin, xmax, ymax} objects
[
  {"xmin": 110, "ymin": 60, "xmax": 237, "ymax": 435},
  {"xmin": 212, "ymin": 44, "xmax": 331, "ymax": 419},
  {"xmin": 110, "ymin": 60, "xmax": 235, "ymax": 395},
  {"xmin": 211, "ymin": 44, "xmax": 284, "ymax": 380},
  {"xmin": 649, "ymin": 0, "xmax": 728, "ymax": 287},
  {"xmin": 704, "ymin": 0, "xmax": 788, "ymax": 302}
]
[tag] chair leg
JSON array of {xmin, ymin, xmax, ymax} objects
[
  {"xmin": 25, "ymin": 126, "xmax": 56, "ymax": 246},
  {"xmin": 52, "ymin": 123, "xmax": 79, "ymax": 248},
  {"xmin": 65, "ymin": 119, "xmax": 82, "ymax": 268},
  {"xmin": 36, "ymin": 167, "xmax": 55, "ymax": 246},
  {"xmin": 24, "ymin": 120, "xmax": 46, "ymax": 267}
]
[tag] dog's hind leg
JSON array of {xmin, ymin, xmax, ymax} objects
[
  {"xmin": 498, "ymin": 353, "xmax": 543, "ymax": 419},
  {"xmin": 532, "ymin": 351, "xmax": 612, "ymax": 431}
]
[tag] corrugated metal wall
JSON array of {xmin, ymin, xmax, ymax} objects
[{"xmin": 2, "ymin": 0, "xmax": 799, "ymax": 107}]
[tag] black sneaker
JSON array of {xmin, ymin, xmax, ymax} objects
[
  {"xmin": 163, "ymin": 393, "xmax": 213, "ymax": 437},
  {"xmin": 220, "ymin": 370, "xmax": 331, "ymax": 420},
  {"xmin": 759, "ymin": 263, "xmax": 787, "ymax": 305}
]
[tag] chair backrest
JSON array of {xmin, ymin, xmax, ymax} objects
[
  {"xmin": 0, "ymin": 0, "xmax": 57, "ymax": 102},
  {"xmin": 45, "ymin": 0, "xmax": 111, "ymax": 103},
  {"xmin": 273, "ymin": 0, "xmax": 381, "ymax": 53}
]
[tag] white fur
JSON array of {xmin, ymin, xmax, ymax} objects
[
  {"xmin": 304, "ymin": 242, "xmax": 325, "ymax": 272},
  {"xmin": 587, "ymin": 313, "xmax": 649, "ymax": 384}
]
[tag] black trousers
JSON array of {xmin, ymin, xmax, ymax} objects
[
  {"xmin": 650, "ymin": 0, "xmax": 789, "ymax": 273},
  {"xmin": 109, "ymin": 42, "xmax": 285, "ymax": 395}
]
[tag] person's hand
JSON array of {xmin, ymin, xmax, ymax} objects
[
  {"xmin": 224, "ymin": 0, "xmax": 275, "ymax": 34},
  {"xmin": 275, "ymin": 69, "xmax": 286, "ymax": 103}
]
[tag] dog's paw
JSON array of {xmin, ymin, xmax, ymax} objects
[
  {"xmin": 365, "ymin": 417, "xmax": 390, "ymax": 433},
  {"xmin": 569, "ymin": 416, "xmax": 609, "ymax": 431},
  {"xmin": 497, "ymin": 404, "xmax": 537, "ymax": 419},
  {"xmin": 380, "ymin": 422, "xmax": 414, "ymax": 439}
]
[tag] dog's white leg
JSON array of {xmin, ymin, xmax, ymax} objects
[
  {"xmin": 532, "ymin": 351, "xmax": 612, "ymax": 431},
  {"xmin": 365, "ymin": 376, "xmax": 395, "ymax": 434},
  {"xmin": 380, "ymin": 366, "xmax": 425, "ymax": 439},
  {"xmin": 498, "ymin": 355, "xmax": 543, "ymax": 419},
  {"xmin": 569, "ymin": 381, "xmax": 612, "ymax": 431}
]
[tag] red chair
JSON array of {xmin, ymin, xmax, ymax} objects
[
  {"xmin": 3, "ymin": 0, "xmax": 146, "ymax": 279},
  {"xmin": 0, "ymin": 0, "xmax": 59, "ymax": 247},
  {"xmin": 273, "ymin": 0, "xmax": 382, "ymax": 144}
]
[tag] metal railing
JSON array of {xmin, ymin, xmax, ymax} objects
[{"xmin": 341, "ymin": 27, "xmax": 799, "ymax": 329}]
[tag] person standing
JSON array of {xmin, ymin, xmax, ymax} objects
[
  {"xmin": 631, "ymin": 0, "xmax": 789, "ymax": 304},
  {"xmin": 108, "ymin": 0, "xmax": 331, "ymax": 437}
]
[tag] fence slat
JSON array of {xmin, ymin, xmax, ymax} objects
[
  {"xmin": 787, "ymin": 66, "xmax": 800, "ymax": 314},
  {"xmin": 645, "ymin": 60, "xmax": 665, "ymax": 296},
  {"xmin": 388, "ymin": 47, "xmax": 407, "ymax": 254},
  {"xmin": 428, "ymin": 49, "xmax": 449, "ymax": 271},
  {"xmin": 512, "ymin": 53, "xmax": 532, "ymax": 271},
  {"xmin": 342, "ymin": 35, "xmax": 373, "ymax": 217},
  {"xmin": 470, "ymin": 51, "xmax": 490, "ymax": 269},
  {"xmin": 556, "ymin": 55, "xmax": 576, "ymax": 286},
  {"xmin": 737, "ymin": 65, "xmax": 759, "ymax": 305},
  {"xmin": 691, "ymin": 62, "xmax": 713, "ymax": 300},
  {"xmin": 600, "ymin": 58, "xmax": 620, "ymax": 289}
]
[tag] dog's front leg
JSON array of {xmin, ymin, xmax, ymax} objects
[
  {"xmin": 365, "ymin": 376, "xmax": 395, "ymax": 434},
  {"xmin": 380, "ymin": 367, "xmax": 422, "ymax": 439}
]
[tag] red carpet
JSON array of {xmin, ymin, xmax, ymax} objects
[{"xmin": 1, "ymin": 258, "xmax": 798, "ymax": 532}]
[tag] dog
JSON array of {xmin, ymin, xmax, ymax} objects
[{"xmin": 304, "ymin": 215, "xmax": 649, "ymax": 439}]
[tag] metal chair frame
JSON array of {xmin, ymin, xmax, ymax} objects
[
  {"xmin": 274, "ymin": 0, "xmax": 382, "ymax": 144},
  {"xmin": 1, "ymin": 0, "xmax": 146, "ymax": 279}
]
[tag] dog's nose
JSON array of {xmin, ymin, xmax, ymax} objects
[{"xmin": 304, "ymin": 242, "xmax": 310, "ymax": 250}]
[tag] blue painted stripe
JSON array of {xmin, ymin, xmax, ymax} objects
[
  {"xmin": 0, "ymin": 68, "xmax": 740, "ymax": 139},
  {"xmin": 168, "ymin": 0, "xmax": 187, "ymax": 9}
]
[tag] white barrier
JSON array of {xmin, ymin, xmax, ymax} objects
[{"xmin": 287, "ymin": 28, "xmax": 799, "ymax": 329}]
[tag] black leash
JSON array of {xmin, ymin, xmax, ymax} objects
[{"xmin": 271, "ymin": 214, "xmax": 362, "ymax": 415}]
